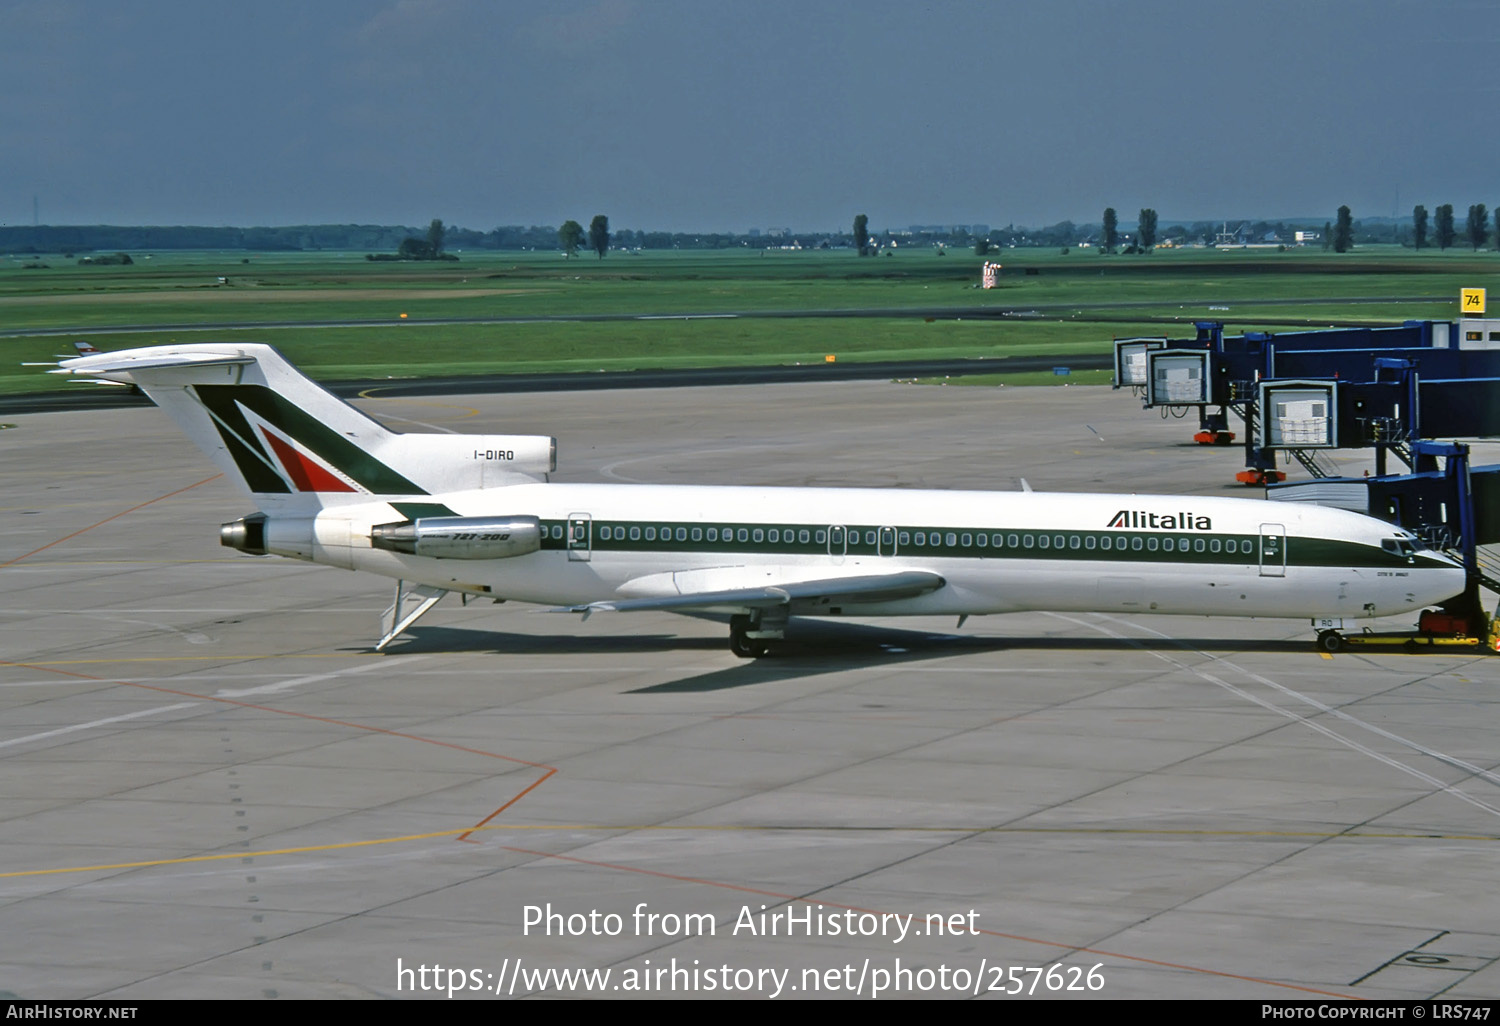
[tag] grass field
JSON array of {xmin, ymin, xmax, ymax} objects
[{"xmin": 1, "ymin": 245, "xmax": 1492, "ymax": 394}]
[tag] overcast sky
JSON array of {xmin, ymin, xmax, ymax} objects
[{"xmin": 2, "ymin": 0, "xmax": 1495, "ymax": 232}]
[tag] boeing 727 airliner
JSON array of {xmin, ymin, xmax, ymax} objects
[{"xmin": 54, "ymin": 344, "xmax": 1465, "ymax": 656}]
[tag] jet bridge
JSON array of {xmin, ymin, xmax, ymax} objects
[
  {"xmin": 1270, "ymin": 443, "xmax": 1500, "ymax": 649},
  {"xmin": 1115, "ymin": 315, "xmax": 1500, "ymax": 650},
  {"xmin": 1115, "ymin": 320, "xmax": 1500, "ymax": 481},
  {"xmin": 1119, "ymin": 322, "xmax": 1456, "ymax": 453}
]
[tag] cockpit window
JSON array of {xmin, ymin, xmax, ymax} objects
[{"xmin": 1382, "ymin": 538, "xmax": 1418, "ymax": 558}]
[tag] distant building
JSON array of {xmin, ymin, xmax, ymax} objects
[{"xmin": 907, "ymin": 224, "xmax": 986, "ymax": 237}]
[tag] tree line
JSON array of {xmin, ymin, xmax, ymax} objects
[
  {"xmin": 8, "ymin": 207, "xmax": 1500, "ymax": 258},
  {"xmin": 1408, "ymin": 203, "xmax": 1496, "ymax": 251}
]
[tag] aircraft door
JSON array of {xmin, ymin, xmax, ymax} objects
[
  {"xmin": 1258, "ymin": 523, "xmax": 1286, "ymax": 577},
  {"xmin": 827, "ymin": 524, "xmax": 847, "ymax": 565},
  {"xmin": 567, "ymin": 513, "xmax": 592, "ymax": 562},
  {"xmin": 878, "ymin": 526, "xmax": 897, "ymax": 555}
]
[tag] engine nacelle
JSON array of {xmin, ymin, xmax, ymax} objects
[
  {"xmin": 369, "ymin": 515, "xmax": 542, "ymax": 560},
  {"xmin": 382, "ymin": 433, "xmax": 558, "ymax": 489},
  {"xmin": 220, "ymin": 513, "xmax": 316, "ymax": 560}
]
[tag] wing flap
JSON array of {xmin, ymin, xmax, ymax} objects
[{"xmin": 554, "ymin": 570, "xmax": 945, "ymax": 615}]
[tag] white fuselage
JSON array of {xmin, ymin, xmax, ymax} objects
[{"xmin": 276, "ymin": 483, "xmax": 1465, "ymax": 622}]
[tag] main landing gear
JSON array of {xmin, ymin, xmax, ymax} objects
[{"xmin": 729, "ymin": 612, "xmax": 784, "ymax": 659}]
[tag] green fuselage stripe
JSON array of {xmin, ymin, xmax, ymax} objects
[{"xmin": 528, "ymin": 519, "xmax": 1437, "ymax": 570}]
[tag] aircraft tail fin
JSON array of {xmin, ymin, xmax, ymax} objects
[{"xmin": 54, "ymin": 343, "xmax": 555, "ymax": 508}]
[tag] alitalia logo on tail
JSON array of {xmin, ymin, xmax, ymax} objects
[
  {"xmin": 251, "ymin": 420, "xmax": 359, "ymax": 493},
  {"xmin": 191, "ymin": 384, "xmax": 425, "ymax": 495},
  {"xmin": 1107, "ymin": 509, "xmax": 1213, "ymax": 530}
]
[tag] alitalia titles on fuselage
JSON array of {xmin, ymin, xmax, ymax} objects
[{"xmin": 1107, "ymin": 509, "xmax": 1213, "ymax": 531}]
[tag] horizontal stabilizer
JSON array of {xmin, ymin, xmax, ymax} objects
[
  {"xmin": 49, "ymin": 343, "xmax": 556, "ymax": 507},
  {"xmin": 51, "ymin": 350, "xmax": 257, "ymax": 382}
]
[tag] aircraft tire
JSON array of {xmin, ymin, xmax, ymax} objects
[
  {"xmin": 1316, "ymin": 631, "xmax": 1345, "ymax": 653},
  {"xmin": 729, "ymin": 633, "xmax": 768, "ymax": 659},
  {"xmin": 729, "ymin": 615, "xmax": 769, "ymax": 659}
]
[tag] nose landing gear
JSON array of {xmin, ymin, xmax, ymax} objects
[{"xmin": 1315, "ymin": 630, "xmax": 1345, "ymax": 653}]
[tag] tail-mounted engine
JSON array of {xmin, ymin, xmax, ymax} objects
[{"xmin": 369, "ymin": 516, "xmax": 543, "ymax": 559}]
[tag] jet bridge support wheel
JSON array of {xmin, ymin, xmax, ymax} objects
[
  {"xmin": 729, "ymin": 614, "xmax": 770, "ymax": 659},
  {"xmin": 1316, "ymin": 630, "xmax": 1346, "ymax": 653}
]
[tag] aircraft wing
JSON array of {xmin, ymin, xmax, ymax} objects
[{"xmin": 554, "ymin": 570, "xmax": 945, "ymax": 617}]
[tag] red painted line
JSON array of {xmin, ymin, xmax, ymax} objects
[
  {"xmin": 1, "ymin": 466, "xmax": 562, "ymax": 841},
  {"xmin": 0, "ymin": 659, "xmax": 559, "ymax": 846},
  {"xmin": 458, "ymin": 768, "xmax": 558, "ymax": 842},
  {"xmin": 1, "ymin": 474, "xmax": 224, "ymax": 568},
  {"xmin": 1, "ymin": 659, "xmax": 554, "ymax": 769}
]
